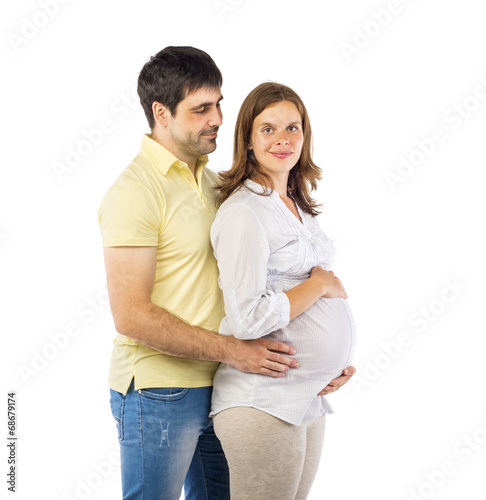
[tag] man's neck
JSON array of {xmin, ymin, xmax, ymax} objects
[{"xmin": 150, "ymin": 129, "xmax": 198, "ymax": 175}]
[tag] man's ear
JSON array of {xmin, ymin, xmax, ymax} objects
[{"xmin": 152, "ymin": 101, "xmax": 169, "ymax": 128}]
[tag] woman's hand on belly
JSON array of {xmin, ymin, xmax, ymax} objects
[
  {"xmin": 284, "ymin": 267, "xmax": 348, "ymax": 321},
  {"xmin": 311, "ymin": 267, "xmax": 348, "ymax": 299}
]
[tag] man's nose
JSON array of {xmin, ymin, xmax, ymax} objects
[{"xmin": 207, "ymin": 106, "xmax": 223, "ymax": 127}]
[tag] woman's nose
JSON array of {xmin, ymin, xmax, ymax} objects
[{"xmin": 275, "ymin": 132, "xmax": 290, "ymax": 145}]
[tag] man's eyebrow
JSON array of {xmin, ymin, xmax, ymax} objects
[{"xmin": 189, "ymin": 95, "xmax": 224, "ymax": 111}]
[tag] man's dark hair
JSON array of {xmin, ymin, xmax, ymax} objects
[{"xmin": 137, "ymin": 46, "xmax": 223, "ymax": 128}]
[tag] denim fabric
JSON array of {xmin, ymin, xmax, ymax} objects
[{"xmin": 110, "ymin": 380, "xmax": 229, "ymax": 500}]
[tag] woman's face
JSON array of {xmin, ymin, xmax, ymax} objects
[{"xmin": 248, "ymin": 100, "xmax": 304, "ymax": 182}]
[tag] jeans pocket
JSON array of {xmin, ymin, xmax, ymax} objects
[
  {"xmin": 109, "ymin": 389, "xmax": 125, "ymax": 442},
  {"xmin": 139, "ymin": 387, "xmax": 189, "ymax": 402}
]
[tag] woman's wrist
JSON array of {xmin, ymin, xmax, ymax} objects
[{"xmin": 307, "ymin": 273, "xmax": 328, "ymax": 297}]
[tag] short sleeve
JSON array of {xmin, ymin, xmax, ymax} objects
[{"xmin": 98, "ymin": 178, "xmax": 162, "ymax": 247}]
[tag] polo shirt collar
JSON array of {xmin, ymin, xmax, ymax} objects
[{"xmin": 140, "ymin": 134, "xmax": 209, "ymax": 176}]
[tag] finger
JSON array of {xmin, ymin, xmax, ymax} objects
[
  {"xmin": 261, "ymin": 339, "xmax": 297, "ymax": 356},
  {"xmin": 320, "ymin": 378, "xmax": 341, "ymax": 393},
  {"xmin": 318, "ymin": 386, "xmax": 337, "ymax": 396},
  {"xmin": 263, "ymin": 359, "xmax": 293, "ymax": 373},
  {"xmin": 318, "ymin": 384, "xmax": 337, "ymax": 396},
  {"xmin": 318, "ymin": 369, "xmax": 354, "ymax": 395},
  {"xmin": 331, "ymin": 374, "xmax": 349, "ymax": 387},
  {"xmin": 326, "ymin": 368, "xmax": 355, "ymax": 389},
  {"xmin": 330, "ymin": 378, "xmax": 346, "ymax": 389},
  {"xmin": 337, "ymin": 366, "xmax": 355, "ymax": 379},
  {"xmin": 259, "ymin": 367, "xmax": 288, "ymax": 378},
  {"xmin": 266, "ymin": 352, "xmax": 299, "ymax": 369}
]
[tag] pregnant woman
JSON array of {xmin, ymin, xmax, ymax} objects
[{"xmin": 210, "ymin": 82, "xmax": 357, "ymax": 499}]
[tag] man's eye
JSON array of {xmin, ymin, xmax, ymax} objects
[{"xmin": 196, "ymin": 108, "xmax": 206, "ymax": 114}]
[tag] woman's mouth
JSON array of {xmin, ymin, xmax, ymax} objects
[{"xmin": 270, "ymin": 151, "xmax": 293, "ymax": 159}]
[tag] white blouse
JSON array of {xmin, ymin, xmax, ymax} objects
[{"xmin": 210, "ymin": 180, "xmax": 356, "ymax": 425}]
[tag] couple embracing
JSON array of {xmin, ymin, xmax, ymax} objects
[{"xmin": 98, "ymin": 46, "xmax": 356, "ymax": 500}]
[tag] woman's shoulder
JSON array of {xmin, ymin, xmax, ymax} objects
[
  {"xmin": 214, "ymin": 184, "xmax": 277, "ymax": 237},
  {"xmin": 219, "ymin": 180, "xmax": 274, "ymax": 212}
]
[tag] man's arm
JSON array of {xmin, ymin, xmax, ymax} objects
[
  {"xmin": 103, "ymin": 246, "xmax": 299, "ymax": 377},
  {"xmin": 317, "ymin": 366, "xmax": 356, "ymax": 395}
]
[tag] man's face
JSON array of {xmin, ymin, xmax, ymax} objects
[{"xmin": 164, "ymin": 87, "xmax": 223, "ymax": 164}]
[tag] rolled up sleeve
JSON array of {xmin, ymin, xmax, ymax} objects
[{"xmin": 211, "ymin": 202, "xmax": 290, "ymax": 340}]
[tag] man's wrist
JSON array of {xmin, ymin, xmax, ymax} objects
[{"xmin": 216, "ymin": 334, "xmax": 234, "ymax": 365}]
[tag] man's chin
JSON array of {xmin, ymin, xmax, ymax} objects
[{"xmin": 199, "ymin": 139, "xmax": 217, "ymax": 155}]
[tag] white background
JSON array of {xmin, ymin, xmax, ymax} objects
[{"xmin": 2, "ymin": 0, "xmax": 485, "ymax": 499}]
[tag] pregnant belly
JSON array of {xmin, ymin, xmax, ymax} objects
[{"xmin": 268, "ymin": 297, "xmax": 357, "ymax": 382}]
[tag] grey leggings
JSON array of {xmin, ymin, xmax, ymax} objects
[{"xmin": 213, "ymin": 407, "xmax": 326, "ymax": 500}]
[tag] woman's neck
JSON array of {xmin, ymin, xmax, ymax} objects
[{"xmin": 252, "ymin": 172, "xmax": 289, "ymax": 198}]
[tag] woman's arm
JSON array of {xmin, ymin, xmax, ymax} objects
[
  {"xmin": 211, "ymin": 202, "xmax": 289, "ymax": 340},
  {"xmin": 211, "ymin": 202, "xmax": 347, "ymax": 340},
  {"xmin": 284, "ymin": 267, "xmax": 347, "ymax": 320}
]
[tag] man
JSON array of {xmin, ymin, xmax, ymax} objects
[{"xmin": 98, "ymin": 46, "xmax": 355, "ymax": 500}]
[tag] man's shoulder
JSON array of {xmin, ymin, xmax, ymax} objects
[
  {"xmin": 106, "ymin": 154, "xmax": 165, "ymax": 197},
  {"xmin": 98, "ymin": 154, "xmax": 162, "ymax": 215},
  {"xmin": 116, "ymin": 153, "xmax": 159, "ymax": 185}
]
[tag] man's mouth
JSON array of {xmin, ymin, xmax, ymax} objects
[{"xmin": 201, "ymin": 129, "xmax": 219, "ymax": 139}]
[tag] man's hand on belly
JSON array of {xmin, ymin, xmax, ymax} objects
[
  {"xmin": 224, "ymin": 336, "xmax": 300, "ymax": 377},
  {"xmin": 317, "ymin": 366, "xmax": 356, "ymax": 395}
]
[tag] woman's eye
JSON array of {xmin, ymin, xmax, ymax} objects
[{"xmin": 263, "ymin": 127, "xmax": 273, "ymax": 133}]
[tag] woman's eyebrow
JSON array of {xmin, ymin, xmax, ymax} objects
[{"xmin": 258, "ymin": 120, "xmax": 301, "ymax": 128}]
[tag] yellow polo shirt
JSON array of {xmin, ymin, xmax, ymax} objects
[{"xmin": 98, "ymin": 134, "xmax": 224, "ymax": 394}]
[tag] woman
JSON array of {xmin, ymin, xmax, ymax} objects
[{"xmin": 210, "ymin": 82, "xmax": 356, "ymax": 499}]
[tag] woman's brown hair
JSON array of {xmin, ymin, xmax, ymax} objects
[{"xmin": 216, "ymin": 82, "xmax": 322, "ymax": 216}]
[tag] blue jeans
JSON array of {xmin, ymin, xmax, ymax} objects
[{"xmin": 110, "ymin": 380, "xmax": 229, "ymax": 500}]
